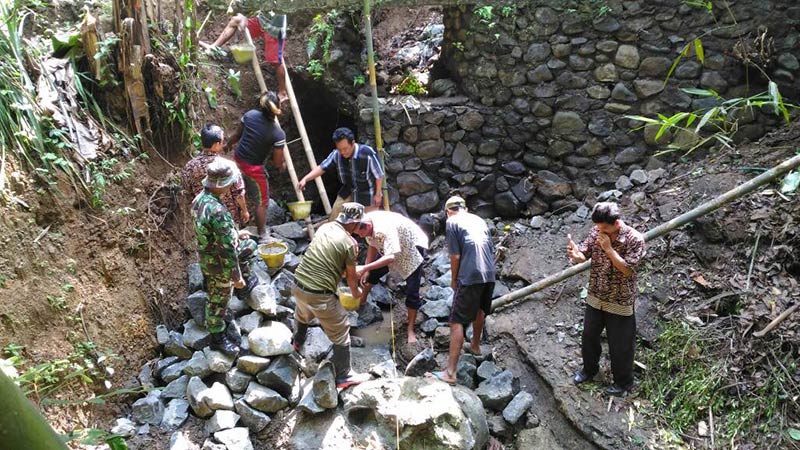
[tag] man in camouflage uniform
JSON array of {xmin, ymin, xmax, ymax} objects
[{"xmin": 192, "ymin": 159, "xmax": 258, "ymax": 354}]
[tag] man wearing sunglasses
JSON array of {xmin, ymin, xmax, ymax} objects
[{"xmin": 351, "ymin": 211, "xmax": 429, "ymax": 344}]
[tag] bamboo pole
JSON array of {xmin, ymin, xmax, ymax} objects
[
  {"xmin": 363, "ymin": 0, "xmax": 390, "ymax": 211},
  {"xmin": 243, "ymin": 29, "xmax": 313, "ymax": 239},
  {"xmin": 492, "ymin": 153, "xmax": 800, "ymax": 311},
  {"xmin": 0, "ymin": 372, "xmax": 69, "ymax": 450},
  {"xmin": 283, "ymin": 63, "xmax": 332, "ymax": 214}
]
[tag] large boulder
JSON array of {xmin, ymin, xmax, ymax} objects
[
  {"xmin": 290, "ymin": 377, "xmax": 488, "ymax": 450},
  {"xmin": 247, "ymin": 322, "xmax": 294, "ymax": 357}
]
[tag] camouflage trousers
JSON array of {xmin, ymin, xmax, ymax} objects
[{"xmin": 205, "ymin": 238, "xmax": 258, "ymax": 333}]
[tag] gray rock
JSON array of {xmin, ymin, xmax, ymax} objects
[
  {"xmin": 247, "ymin": 284, "xmax": 279, "ymax": 316},
  {"xmin": 611, "ymin": 82, "xmax": 637, "ymax": 102},
  {"xmin": 675, "ymin": 61, "xmax": 702, "ymax": 78},
  {"xmin": 226, "ymin": 368, "xmax": 253, "ymax": 394},
  {"xmin": 248, "ymin": 322, "xmax": 293, "ymax": 357},
  {"xmin": 297, "ymin": 377, "xmax": 325, "ymax": 414},
  {"xmin": 271, "ymin": 222, "xmax": 306, "ymax": 241},
  {"xmin": 111, "ymin": 418, "xmax": 137, "ymax": 437},
  {"xmin": 165, "ymin": 332, "xmax": 193, "ymax": 360},
  {"xmin": 594, "ymin": 62, "xmax": 619, "ymax": 82},
  {"xmin": 397, "ymin": 170, "xmax": 436, "ymax": 196},
  {"xmin": 186, "ymin": 377, "xmax": 213, "ymax": 418},
  {"xmin": 138, "ymin": 363, "xmax": 154, "ymax": 390},
  {"xmin": 404, "ymin": 347, "xmax": 437, "ymax": 377},
  {"xmin": 234, "ymin": 398, "xmax": 271, "ymax": 432},
  {"xmin": 488, "ymin": 414, "xmax": 512, "ymax": 438},
  {"xmin": 237, "ymin": 311, "xmax": 263, "ymax": 334},
  {"xmin": 420, "ymin": 300, "xmax": 451, "ymax": 319},
  {"xmin": 312, "ymin": 360, "xmax": 338, "ymax": 409},
  {"xmin": 227, "ymin": 294, "xmax": 249, "ymax": 316},
  {"xmin": 433, "ymin": 270, "xmax": 451, "ymax": 287},
  {"xmin": 406, "ymin": 191, "xmax": 440, "ymax": 215},
  {"xmin": 243, "ymin": 381, "xmax": 288, "ymax": 413},
  {"xmin": 356, "ymin": 301, "xmax": 384, "ymax": 328},
  {"xmin": 236, "ymin": 355, "xmax": 271, "ymax": 375},
  {"xmin": 415, "ymin": 140, "xmax": 445, "ymax": 159},
  {"xmin": 183, "ymin": 351, "xmax": 212, "ymax": 379},
  {"xmin": 169, "ymin": 431, "xmax": 198, "ymax": 450},
  {"xmin": 535, "ymin": 170, "xmax": 572, "ymax": 201},
  {"xmin": 452, "ymin": 143, "xmax": 474, "ymax": 172},
  {"xmin": 551, "ymin": 111, "xmax": 585, "ymax": 134},
  {"xmin": 132, "ymin": 391, "xmax": 164, "ymax": 425},
  {"xmin": 256, "ymin": 355, "xmax": 299, "ymax": 398},
  {"xmin": 431, "ymin": 79, "xmax": 457, "ymax": 97},
  {"xmin": 615, "ymin": 44, "xmax": 640, "ymax": 69},
  {"xmin": 187, "ymin": 263, "xmax": 204, "ymax": 293},
  {"xmin": 477, "ymin": 361, "xmax": 501, "ymax": 380},
  {"xmin": 527, "ymin": 65, "xmax": 553, "ymax": 83},
  {"xmin": 182, "ymin": 320, "xmax": 211, "ymax": 351},
  {"xmin": 163, "ymin": 375, "xmax": 189, "ymax": 399},
  {"xmin": 456, "ymin": 356, "xmax": 477, "ymax": 388},
  {"xmin": 156, "ymin": 325, "xmax": 171, "ymax": 346},
  {"xmin": 615, "ymin": 175, "xmax": 633, "ymax": 191},
  {"xmin": 615, "ymin": 146, "xmax": 647, "ymax": 164},
  {"xmin": 302, "ymin": 327, "xmax": 333, "ymax": 361},
  {"xmin": 420, "ymin": 318, "xmax": 440, "ymax": 334},
  {"xmin": 648, "ymin": 168, "xmax": 666, "ymax": 182},
  {"xmin": 524, "ymin": 43, "xmax": 551, "ymax": 62},
  {"xmin": 502, "ymin": 391, "xmax": 534, "ymax": 425},
  {"xmin": 529, "ymin": 216, "xmax": 546, "ymax": 229},
  {"xmin": 270, "ymin": 270, "xmax": 295, "ymax": 299},
  {"xmin": 162, "ymin": 398, "xmax": 190, "ymax": 429},
  {"xmin": 586, "ymin": 85, "xmax": 611, "ymax": 99},
  {"xmin": 631, "ymin": 191, "xmax": 647, "ymax": 206},
  {"xmin": 369, "ymin": 360, "xmax": 398, "ymax": 379},
  {"xmin": 161, "ymin": 360, "xmax": 189, "ymax": 383},
  {"xmin": 457, "ymin": 110, "xmax": 485, "ymax": 131},
  {"xmin": 214, "ymin": 428, "xmax": 253, "ymax": 450},
  {"xmin": 475, "ymin": 370, "xmax": 519, "ymax": 411},
  {"xmin": 700, "ymin": 71, "xmax": 728, "ymax": 92},
  {"xmin": 434, "ymin": 326, "xmax": 450, "ymax": 349},
  {"xmin": 205, "ymin": 382, "xmax": 235, "ymax": 411},
  {"xmin": 630, "ymin": 169, "xmax": 649, "ymax": 185},
  {"xmin": 639, "ymin": 57, "xmax": 671, "ymax": 77},
  {"xmin": 368, "ymin": 283, "xmax": 394, "ymax": 308},
  {"xmin": 598, "ymin": 189, "xmax": 623, "ymax": 201},
  {"xmin": 267, "ymin": 198, "xmax": 286, "ymax": 225},
  {"xmin": 494, "ymin": 192, "xmax": 521, "ymax": 219},
  {"xmin": 205, "ymin": 410, "xmax": 240, "ymax": 434},
  {"xmin": 186, "ymin": 291, "xmax": 208, "ymax": 326},
  {"xmin": 492, "ymin": 282, "xmax": 510, "ymax": 299},
  {"xmin": 778, "ymin": 53, "xmax": 800, "ymax": 71},
  {"xmin": 203, "ymin": 348, "xmax": 235, "ymax": 374},
  {"xmin": 425, "ymin": 285, "xmax": 454, "ymax": 302},
  {"xmin": 633, "ymin": 79, "xmax": 664, "ymax": 98}
]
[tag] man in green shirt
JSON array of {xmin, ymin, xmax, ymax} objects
[{"xmin": 291, "ymin": 202, "xmax": 370, "ymax": 388}]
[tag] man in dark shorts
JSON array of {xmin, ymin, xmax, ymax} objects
[
  {"xmin": 428, "ymin": 196, "xmax": 496, "ymax": 384},
  {"xmin": 202, "ymin": 12, "xmax": 287, "ymax": 102},
  {"xmin": 227, "ymin": 91, "xmax": 286, "ymax": 242}
]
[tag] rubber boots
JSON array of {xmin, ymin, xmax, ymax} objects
[
  {"xmin": 210, "ymin": 331, "xmax": 240, "ymax": 356},
  {"xmin": 331, "ymin": 344, "xmax": 370, "ymax": 389},
  {"xmin": 292, "ymin": 323, "xmax": 309, "ymax": 353}
]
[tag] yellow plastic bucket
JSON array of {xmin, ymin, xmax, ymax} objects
[
  {"xmin": 230, "ymin": 44, "xmax": 254, "ymax": 64},
  {"xmin": 287, "ymin": 201, "xmax": 313, "ymax": 220},
  {"xmin": 259, "ymin": 242, "xmax": 288, "ymax": 268},
  {"xmin": 338, "ymin": 287, "xmax": 360, "ymax": 311}
]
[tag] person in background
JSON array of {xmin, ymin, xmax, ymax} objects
[
  {"xmin": 567, "ymin": 202, "xmax": 645, "ymax": 397},
  {"xmin": 202, "ymin": 12, "xmax": 287, "ymax": 103},
  {"xmin": 181, "ymin": 123, "xmax": 249, "ymax": 228},
  {"xmin": 351, "ymin": 210, "xmax": 429, "ymax": 344},
  {"xmin": 297, "ymin": 127, "xmax": 384, "ymax": 219},
  {"xmin": 427, "ymin": 196, "xmax": 496, "ymax": 384},
  {"xmin": 290, "ymin": 203, "xmax": 371, "ymax": 389},
  {"xmin": 191, "ymin": 160, "xmax": 258, "ymax": 355},
  {"xmin": 227, "ymin": 91, "xmax": 286, "ymax": 243}
]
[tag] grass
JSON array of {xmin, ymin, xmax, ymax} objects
[{"xmin": 639, "ymin": 320, "xmax": 796, "ymax": 446}]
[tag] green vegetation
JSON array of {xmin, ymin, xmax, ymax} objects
[
  {"xmin": 396, "ymin": 73, "xmax": 427, "ymax": 96},
  {"xmin": 353, "ymin": 74, "xmax": 366, "ymax": 87},
  {"xmin": 305, "ymin": 9, "xmax": 340, "ymax": 79},
  {"xmin": 565, "ymin": 0, "xmax": 612, "ymax": 20},
  {"xmin": 640, "ymin": 321, "xmax": 796, "ymax": 445},
  {"xmin": 227, "ymin": 69, "xmax": 242, "ymax": 99},
  {"xmin": 306, "ymin": 59, "xmax": 325, "ymax": 80}
]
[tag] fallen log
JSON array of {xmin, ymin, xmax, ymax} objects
[{"xmin": 492, "ymin": 153, "xmax": 800, "ymax": 311}]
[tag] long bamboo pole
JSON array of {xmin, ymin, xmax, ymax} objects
[
  {"xmin": 492, "ymin": 153, "xmax": 800, "ymax": 311},
  {"xmin": 282, "ymin": 63, "xmax": 332, "ymax": 214},
  {"xmin": 243, "ymin": 29, "xmax": 314, "ymax": 239},
  {"xmin": 0, "ymin": 372, "xmax": 69, "ymax": 450},
  {"xmin": 363, "ymin": 0, "xmax": 390, "ymax": 211}
]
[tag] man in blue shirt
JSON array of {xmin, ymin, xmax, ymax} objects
[{"xmin": 298, "ymin": 127, "xmax": 384, "ymax": 219}]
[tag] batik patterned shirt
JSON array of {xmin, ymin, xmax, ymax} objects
[
  {"xmin": 578, "ymin": 223, "xmax": 645, "ymax": 316},
  {"xmin": 181, "ymin": 152, "xmax": 246, "ymax": 225},
  {"xmin": 364, "ymin": 211, "xmax": 429, "ymax": 280}
]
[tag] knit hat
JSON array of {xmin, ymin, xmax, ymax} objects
[
  {"xmin": 203, "ymin": 159, "xmax": 236, "ymax": 189},
  {"xmin": 335, "ymin": 202, "xmax": 365, "ymax": 224},
  {"xmin": 445, "ymin": 196, "xmax": 466, "ymax": 210}
]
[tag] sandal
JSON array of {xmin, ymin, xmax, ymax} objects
[
  {"xmin": 425, "ymin": 370, "xmax": 456, "ymax": 385},
  {"xmin": 462, "ymin": 343, "xmax": 483, "ymax": 356}
]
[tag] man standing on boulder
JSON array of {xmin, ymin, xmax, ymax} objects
[
  {"xmin": 428, "ymin": 196, "xmax": 496, "ymax": 385},
  {"xmin": 291, "ymin": 203, "xmax": 371, "ymax": 388},
  {"xmin": 567, "ymin": 202, "xmax": 645, "ymax": 396},
  {"xmin": 297, "ymin": 127, "xmax": 384, "ymax": 219},
  {"xmin": 351, "ymin": 210, "xmax": 429, "ymax": 344},
  {"xmin": 191, "ymin": 160, "xmax": 259, "ymax": 355}
]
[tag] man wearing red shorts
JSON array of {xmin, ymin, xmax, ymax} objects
[{"xmin": 204, "ymin": 12, "xmax": 287, "ymax": 102}]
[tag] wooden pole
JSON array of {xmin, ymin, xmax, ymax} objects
[
  {"xmin": 0, "ymin": 372, "xmax": 69, "ymax": 450},
  {"xmin": 363, "ymin": 0, "xmax": 390, "ymax": 211},
  {"xmin": 491, "ymin": 153, "xmax": 800, "ymax": 311},
  {"xmin": 243, "ymin": 28, "xmax": 313, "ymax": 239},
  {"xmin": 282, "ymin": 63, "xmax": 332, "ymax": 214}
]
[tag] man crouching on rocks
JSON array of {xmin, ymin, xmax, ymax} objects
[
  {"xmin": 191, "ymin": 160, "xmax": 258, "ymax": 355},
  {"xmin": 290, "ymin": 202, "xmax": 371, "ymax": 388},
  {"xmin": 567, "ymin": 202, "xmax": 645, "ymax": 397},
  {"xmin": 427, "ymin": 196, "xmax": 496, "ymax": 385}
]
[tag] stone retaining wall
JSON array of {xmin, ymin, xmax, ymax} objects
[{"xmin": 358, "ymin": 0, "xmax": 800, "ymax": 218}]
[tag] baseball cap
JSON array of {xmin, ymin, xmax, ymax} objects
[
  {"xmin": 445, "ymin": 196, "xmax": 466, "ymax": 210},
  {"xmin": 203, "ymin": 159, "xmax": 237, "ymax": 189},
  {"xmin": 335, "ymin": 202, "xmax": 365, "ymax": 224}
]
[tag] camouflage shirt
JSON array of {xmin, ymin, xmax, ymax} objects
[
  {"xmin": 181, "ymin": 151, "xmax": 246, "ymax": 226},
  {"xmin": 191, "ymin": 190, "xmax": 241, "ymax": 282}
]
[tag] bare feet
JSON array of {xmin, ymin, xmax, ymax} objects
[{"xmin": 487, "ymin": 436, "xmax": 503, "ymax": 450}]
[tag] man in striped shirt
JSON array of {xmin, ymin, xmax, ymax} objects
[{"xmin": 298, "ymin": 127, "xmax": 384, "ymax": 219}]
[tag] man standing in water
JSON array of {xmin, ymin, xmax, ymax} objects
[
  {"xmin": 428, "ymin": 196, "xmax": 496, "ymax": 384},
  {"xmin": 568, "ymin": 202, "xmax": 645, "ymax": 396}
]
